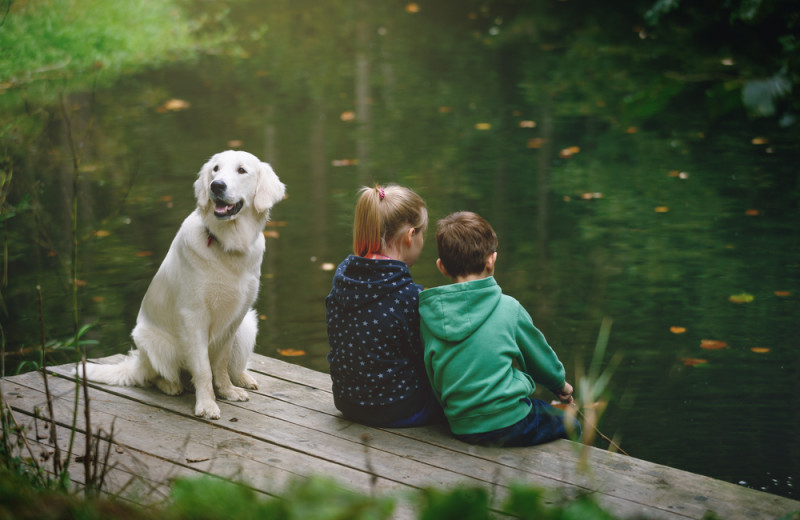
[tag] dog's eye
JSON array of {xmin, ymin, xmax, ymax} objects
[
  {"xmin": 237, "ymin": 167, "xmax": 247, "ymax": 174},
  {"xmin": 213, "ymin": 165, "xmax": 219, "ymax": 172}
]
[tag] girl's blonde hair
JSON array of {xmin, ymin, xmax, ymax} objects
[{"xmin": 353, "ymin": 184, "xmax": 427, "ymax": 257}]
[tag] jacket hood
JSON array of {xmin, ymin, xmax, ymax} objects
[
  {"xmin": 419, "ymin": 277, "xmax": 502, "ymax": 343},
  {"xmin": 329, "ymin": 255, "xmax": 418, "ymax": 309}
]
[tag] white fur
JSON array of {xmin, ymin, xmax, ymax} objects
[{"xmin": 79, "ymin": 150, "xmax": 285, "ymax": 419}]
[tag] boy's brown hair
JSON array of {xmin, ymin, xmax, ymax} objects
[{"xmin": 436, "ymin": 211, "xmax": 497, "ymax": 278}]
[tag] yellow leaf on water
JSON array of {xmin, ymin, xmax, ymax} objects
[
  {"xmin": 474, "ymin": 123, "xmax": 492, "ymax": 130},
  {"xmin": 681, "ymin": 358, "xmax": 708, "ymax": 367},
  {"xmin": 751, "ymin": 137, "xmax": 769, "ymax": 145},
  {"xmin": 135, "ymin": 251, "xmax": 153, "ymax": 257},
  {"xmin": 340, "ymin": 111, "xmax": 356, "ymax": 121},
  {"xmin": 227, "ymin": 140, "xmax": 243, "ymax": 148},
  {"xmin": 774, "ymin": 290, "xmax": 791, "ymax": 297},
  {"xmin": 670, "ymin": 326, "xmax": 687, "ymax": 334},
  {"xmin": 263, "ymin": 230, "xmax": 280, "ymax": 239},
  {"xmin": 654, "ymin": 206, "xmax": 669, "ymax": 213},
  {"xmin": 93, "ymin": 230, "xmax": 111, "ymax": 238},
  {"xmin": 559, "ymin": 146, "xmax": 580, "ymax": 158},
  {"xmin": 750, "ymin": 347, "xmax": 770, "ymax": 354},
  {"xmin": 157, "ymin": 99, "xmax": 190, "ymax": 113},
  {"xmin": 405, "ymin": 3, "xmax": 420, "ymax": 13},
  {"xmin": 728, "ymin": 293, "xmax": 754, "ymax": 304},
  {"xmin": 700, "ymin": 339, "xmax": 728, "ymax": 350},
  {"xmin": 745, "ymin": 209, "xmax": 760, "ymax": 216},
  {"xmin": 518, "ymin": 120, "xmax": 537, "ymax": 128}
]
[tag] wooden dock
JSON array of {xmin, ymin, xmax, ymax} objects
[{"xmin": 1, "ymin": 353, "xmax": 797, "ymax": 519}]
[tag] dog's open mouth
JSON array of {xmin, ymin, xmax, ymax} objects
[{"xmin": 213, "ymin": 199, "xmax": 243, "ymax": 219}]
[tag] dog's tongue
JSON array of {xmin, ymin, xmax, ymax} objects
[{"xmin": 215, "ymin": 202, "xmax": 234, "ymax": 216}]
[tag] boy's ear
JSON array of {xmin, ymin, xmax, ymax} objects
[
  {"xmin": 485, "ymin": 252, "xmax": 497, "ymax": 274},
  {"xmin": 435, "ymin": 258, "xmax": 450, "ymax": 278}
]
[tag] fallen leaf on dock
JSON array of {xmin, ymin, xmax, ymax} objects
[{"xmin": 278, "ymin": 348, "xmax": 306, "ymax": 357}]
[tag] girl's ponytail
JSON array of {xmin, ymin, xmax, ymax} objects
[{"xmin": 352, "ymin": 184, "xmax": 426, "ymax": 257}]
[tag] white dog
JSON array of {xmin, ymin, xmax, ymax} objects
[{"xmin": 79, "ymin": 150, "xmax": 286, "ymax": 419}]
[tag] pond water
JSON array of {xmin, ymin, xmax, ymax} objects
[{"xmin": 3, "ymin": 1, "xmax": 798, "ymax": 500}]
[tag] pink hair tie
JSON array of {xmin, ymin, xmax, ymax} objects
[{"xmin": 378, "ymin": 187, "xmax": 385, "ymax": 200}]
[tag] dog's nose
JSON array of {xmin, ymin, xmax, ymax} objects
[{"xmin": 210, "ymin": 180, "xmax": 226, "ymax": 196}]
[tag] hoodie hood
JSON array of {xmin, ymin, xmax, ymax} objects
[
  {"xmin": 328, "ymin": 255, "xmax": 420, "ymax": 309},
  {"xmin": 418, "ymin": 277, "xmax": 502, "ymax": 343}
]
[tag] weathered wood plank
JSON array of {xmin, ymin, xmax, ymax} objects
[
  {"xmin": 2, "ymin": 355, "xmax": 795, "ymax": 520},
  {"xmin": 248, "ymin": 354, "xmax": 800, "ymax": 520}
]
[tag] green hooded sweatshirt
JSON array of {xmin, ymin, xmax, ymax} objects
[{"xmin": 419, "ymin": 277, "xmax": 566, "ymax": 435}]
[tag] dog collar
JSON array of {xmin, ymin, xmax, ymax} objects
[{"xmin": 204, "ymin": 226, "xmax": 219, "ymax": 248}]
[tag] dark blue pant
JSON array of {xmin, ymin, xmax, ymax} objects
[{"xmin": 455, "ymin": 398, "xmax": 581, "ymax": 447}]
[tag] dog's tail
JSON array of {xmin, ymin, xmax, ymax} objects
[{"xmin": 75, "ymin": 350, "xmax": 153, "ymax": 387}]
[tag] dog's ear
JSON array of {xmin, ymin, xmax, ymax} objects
[
  {"xmin": 254, "ymin": 162, "xmax": 286, "ymax": 214},
  {"xmin": 194, "ymin": 156, "xmax": 214, "ymax": 210}
]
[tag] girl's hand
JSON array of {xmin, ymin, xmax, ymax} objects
[{"xmin": 555, "ymin": 382, "xmax": 574, "ymax": 404}]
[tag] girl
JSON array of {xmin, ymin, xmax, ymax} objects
[{"xmin": 325, "ymin": 184, "xmax": 443, "ymax": 427}]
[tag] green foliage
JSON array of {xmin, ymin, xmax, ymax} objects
[
  {"xmin": 505, "ymin": 484, "xmax": 616, "ymax": 520},
  {"xmin": 168, "ymin": 475, "xmax": 395, "ymax": 520},
  {"xmin": 417, "ymin": 486, "xmax": 491, "ymax": 520}
]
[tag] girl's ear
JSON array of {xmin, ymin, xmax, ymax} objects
[
  {"xmin": 194, "ymin": 156, "xmax": 214, "ymax": 210},
  {"xmin": 254, "ymin": 162, "xmax": 287, "ymax": 214}
]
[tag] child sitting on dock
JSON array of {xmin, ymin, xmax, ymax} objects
[
  {"xmin": 419, "ymin": 211, "xmax": 580, "ymax": 446},
  {"xmin": 326, "ymin": 185, "xmax": 444, "ymax": 427}
]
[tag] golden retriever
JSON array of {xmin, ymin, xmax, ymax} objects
[{"xmin": 79, "ymin": 150, "xmax": 286, "ymax": 419}]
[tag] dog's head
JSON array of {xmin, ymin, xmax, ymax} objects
[{"xmin": 194, "ymin": 150, "xmax": 286, "ymax": 220}]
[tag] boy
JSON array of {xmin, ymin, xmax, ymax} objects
[{"xmin": 419, "ymin": 211, "xmax": 579, "ymax": 446}]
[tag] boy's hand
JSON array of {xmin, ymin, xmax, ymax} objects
[{"xmin": 555, "ymin": 382, "xmax": 574, "ymax": 404}]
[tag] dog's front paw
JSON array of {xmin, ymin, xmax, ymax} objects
[
  {"xmin": 194, "ymin": 400, "xmax": 221, "ymax": 420},
  {"xmin": 232, "ymin": 371, "xmax": 258, "ymax": 390},
  {"xmin": 218, "ymin": 386, "xmax": 250, "ymax": 402},
  {"xmin": 155, "ymin": 377, "xmax": 183, "ymax": 396}
]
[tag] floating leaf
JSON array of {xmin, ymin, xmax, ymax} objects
[
  {"xmin": 438, "ymin": 106, "xmax": 452, "ymax": 113},
  {"xmin": 670, "ymin": 326, "xmax": 687, "ymax": 334},
  {"xmin": 750, "ymin": 347, "xmax": 770, "ymax": 354},
  {"xmin": 654, "ymin": 206, "xmax": 669, "ymax": 213},
  {"xmin": 135, "ymin": 251, "xmax": 153, "ymax": 257},
  {"xmin": 580, "ymin": 192, "xmax": 603, "ymax": 200},
  {"xmin": 668, "ymin": 170, "xmax": 689, "ymax": 179},
  {"xmin": 278, "ymin": 348, "xmax": 306, "ymax": 357},
  {"xmin": 526, "ymin": 137, "xmax": 545, "ymax": 149},
  {"xmin": 518, "ymin": 120, "xmax": 536, "ymax": 128},
  {"xmin": 700, "ymin": 339, "xmax": 728, "ymax": 350},
  {"xmin": 405, "ymin": 3, "xmax": 420, "ymax": 13},
  {"xmin": 321, "ymin": 262, "xmax": 336, "ymax": 271},
  {"xmin": 751, "ymin": 137, "xmax": 769, "ymax": 145},
  {"xmin": 625, "ymin": 126, "xmax": 638, "ymax": 134},
  {"xmin": 744, "ymin": 209, "xmax": 760, "ymax": 216},
  {"xmin": 157, "ymin": 98, "xmax": 190, "ymax": 113},
  {"xmin": 774, "ymin": 290, "xmax": 791, "ymax": 297},
  {"xmin": 728, "ymin": 293, "xmax": 754, "ymax": 304},
  {"xmin": 681, "ymin": 358, "xmax": 708, "ymax": 367},
  {"xmin": 93, "ymin": 230, "xmax": 111, "ymax": 238},
  {"xmin": 332, "ymin": 159, "xmax": 359, "ymax": 167},
  {"xmin": 259, "ymin": 314, "xmax": 267, "ymax": 320},
  {"xmin": 263, "ymin": 230, "xmax": 280, "ymax": 239},
  {"xmin": 474, "ymin": 122, "xmax": 492, "ymax": 130},
  {"xmin": 559, "ymin": 146, "xmax": 580, "ymax": 158},
  {"xmin": 158, "ymin": 195, "xmax": 173, "ymax": 203},
  {"xmin": 340, "ymin": 111, "xmax": 356, "ymax": 121},
  {"xmin": 227, "ymin": 139, "xmax": 243, "ymax": 148}
]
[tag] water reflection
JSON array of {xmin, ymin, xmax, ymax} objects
[{"xmin": 2, "ymin": 1, "xmax": 798, "ymax": 500}]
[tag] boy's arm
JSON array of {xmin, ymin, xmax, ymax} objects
[{"xmin": 515, "ymin": 305, "xmax": 570, "ymax": 396}]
